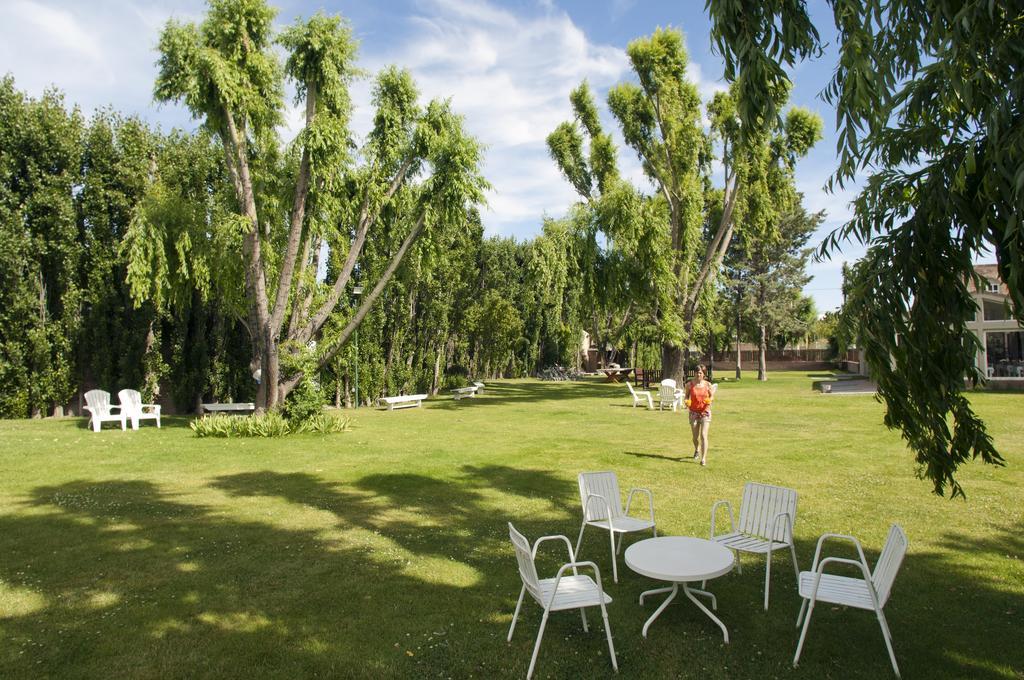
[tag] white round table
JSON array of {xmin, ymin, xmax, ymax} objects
[{"xmin": 624, "ymin": 536, "xmax": 735, "ymax": 641}]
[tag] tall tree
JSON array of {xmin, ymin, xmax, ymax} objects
[
  {"xmin": 706, "ymin": 0, "xmax": 1022, "ymax": 495},
  {"xmin": 151, "ymin": 1, "xmax": 486, "ymax": 411}
]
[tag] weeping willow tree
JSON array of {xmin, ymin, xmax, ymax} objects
[
  {"xmin": 705, "ymin": 0, "xmax": 1022, "ymax": 495},
  {"xmin": 141, "ymin": 0, "xmax": 487, "ymax": 412}
]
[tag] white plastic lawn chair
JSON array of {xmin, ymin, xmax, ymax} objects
[
  {"xmin": 626, "ymin": 381, "xmax": 653, "ymax": 409},
  {"xmin": 794, "ymin": 524, "xmax": 908, "ymax": 678},
  {"xmin": 575, "ymin": 471, "xmax": 656, "ymax": 583},
  {"xmin": 708, "ymin": 481, "xmax": 799, "ymax": 609},
  {"xmin": 657, "ymin": 379, "xmax": 683, "ymax": 411},
  {"xmin": 117, "ymin": 389, "xmax": 161, "ymax": 430},
  {"xmin": 473, "ymin": 381, "xmax": 485, "ymax": 394},
  {"xmin": 83, "ymin": 390, "xmax": 125, "ymax": 432},
  {"xmin": 507, "ymin": 523, "xmax": 617, "ymax": 680}
]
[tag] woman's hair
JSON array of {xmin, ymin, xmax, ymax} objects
[{"xmin": 696, "ymin": 364, "xmax": 707, "ymax": 374}]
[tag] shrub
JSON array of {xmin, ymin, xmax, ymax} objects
[{"xmin": 191, "ymin": 411, "xmax": 352, "ymax": 438}]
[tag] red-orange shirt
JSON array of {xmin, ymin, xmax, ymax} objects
[{"xmin": 688, "ymin": 382, "xmax": 711, "ymax": 414}]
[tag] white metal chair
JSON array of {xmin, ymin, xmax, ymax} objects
[
  {"xmin": 708, "ymin": 481, "xmax": 799, "ymax": 609},
  {"xmin": 575, "ymin": 471, "xmax": 656, "ymax": 583},
  {"xmin": 657, "ymin": 379, "xmax": 683, "ymax": 411},
  {"xmin": 117, "ymin": 389, "xmax": 161, "ymax": 430},
  {"xmin": 626, "ymin": 381, "xmax": 653, "ymax": 409},
  {"xmin": 83, "ymin": 390, "xmax": 125, "ymax": 432},
  {"xmin": 793, "ymin": 524, "xmax": 908, "ymax": 677},
  {"xmin": 507, "ymin": 523, "xmax": 617, "ymax": 680}
]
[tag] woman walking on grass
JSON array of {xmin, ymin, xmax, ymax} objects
[{"xmin": 686, "ymin": 365, "xmax": 714, "ymax": 466}]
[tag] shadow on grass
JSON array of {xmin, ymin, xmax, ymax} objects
[
  {"xmin": 425, "ymin": 379, "xmax": 624, "ymax": 411},
  {"xmin": 623, "ymin": 450, "xmax": 686, "ymax": 463},
  {"xmin": 1, "ymin": 475, "xmax": 1021, "ymax": 679}
]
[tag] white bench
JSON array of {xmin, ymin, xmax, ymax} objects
[
  {"xmin": 451, "ymin": 386, "xmax": 478, "ymax": 400},
  {"xmin": 378, "ymin": 394, "xmax": 427, "ymax": 410},
  {"xmin": 472, "ymin": 381, "xmax": 485, "ymax": 394},
  {"xmin": 202, "ymin": 402, "xmax": 256, "ymax": 416}
]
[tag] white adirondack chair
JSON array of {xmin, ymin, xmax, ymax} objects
[
  {"xmin": 473, "ymin": 381, "xmax": 485, "ymax": 394},
  {"xmin": 794, "ymin": 524, "xmax": 908, "ymax": 677},
  {"xmin": 117, "ymin": 389, "xmax": 161, "ymax": 430},
  {"xmin": 708, "ymin": 481, "xmax": 799, "ymax": 609},
  {"xmin": 507, "ymin": 523, "xmax": 617, "ymax": 680},
  {"xmin": 626, "ymin": 381, "xmax": 653, "ymax": 409},
  {"xmin": 657, "ymin": 379, "xmax": 683, "ymax": 411},
  {"xmin": 83, "ymin": 390, "xmax": 125, "ymax": 432},
  {"xmin": 575, "ymin": 471, "xmax": 656, "ymax": 583}
]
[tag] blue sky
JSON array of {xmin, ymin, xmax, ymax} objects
[{"xmin": 0, "ymin": 0, "xmax": 864, "ymax": 312}]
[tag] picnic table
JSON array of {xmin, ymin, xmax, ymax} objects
[
  {"xmin": 596, "ymin": 367, "xmax": 635, "ymax": 383},
  {"xmin": 201, "ymin": 402, "xmax": 255, "ymax": 416}
]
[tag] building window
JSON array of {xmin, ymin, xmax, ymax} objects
[
  {"xmin": 985, "ymin": 281, "xmax": 1000, "ymax": 293},
  {"xmin": 983, "ymin": 298, "xmax": 1010, "ymax": 321},
  {"xmin": 986, "ymin": 330, "xmax": 1024, "ymax": 378}
]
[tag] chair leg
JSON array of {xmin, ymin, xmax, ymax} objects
[
  {"xmin": 527, "ymin": 611, "xmax": 550, "ymax": 680},
  {"xmin": 789, "ymin": 542, "xmax": 800, "ymax": 581},
  {"xmin": 579, "ymin": 607, "xmax": 589, "ymax": 632},
  {"xmin": 609, "ymin": 529, "xmax": 619, "ymax": 583},
  {"xmin": 792, "ymin": 599, "xmax": 817, "ymax": 667},
  {"xmin": 764, "ymin": 550, "xmax": 773, "ymax": 610},
  {"xmin": 575, "ymin": 523, "xmax": 587, "ymax": 560},
  {"xmin": 615, "ymin": 532, "xmax": 624, "ymax": 555},
  {"xmin": 876, "ymin": 608, "xmax": 901, "ymax": 678},
  {"xmin": 796, "ymin": 598, "xmax": 808, "ymax": 627},
  {"xmin": 599, "ymin": 600, "xmax": 618, "ymax": 672},
  {"xmin": 508, "ymin": 586, "xmax": 526, "ymax": 642}
]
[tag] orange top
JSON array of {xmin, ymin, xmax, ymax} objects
[{"xmin": 688, "ymin": 382, "xmax": 711, "ymax": 414}]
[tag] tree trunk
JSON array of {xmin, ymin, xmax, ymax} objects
[
  {"xmin": 735, "ymin": 292, "xmax": 742, "ymax": 380},
  {"xmin": 431, "ymin": 346, "xmax": 442, "ymax": 395},
  {"xmin": 662, "ymin": 343, "xmax": 686, "ymax": 383},
  {"xmin": 758, "ymin": 324, "xmax": 768, "ymax": 381}
]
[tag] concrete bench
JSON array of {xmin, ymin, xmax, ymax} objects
[
  {"xmin": 202, "ymin": 402, "xmax": 255, "ymax": 416},
  {"xmin": 451, "ymin": 386, "xmax": 478, "ymax": 400},
  {"xmin": 378, "ymin": 394, "xmax": 427, "ymax": 410}
]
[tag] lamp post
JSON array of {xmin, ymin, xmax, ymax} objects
[{"xmin": 353, "ymin": 286, "xmax": 363, "ymax": 408}]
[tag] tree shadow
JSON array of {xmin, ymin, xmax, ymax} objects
[{"xmin": 424, "ymin": 379, "xmax": 621, "ymax": 410}]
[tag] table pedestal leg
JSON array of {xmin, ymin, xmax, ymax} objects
[
  {"xmin": 640, "ymin": 583, "xmax": 678, "ymax": 638},
  {"xmin": 683, "ymin": 583, "xmax": 729, "ymax": 643},
  {"xmin": 639, "ymin": 586, "xmax": 674, "ymax": 605}
]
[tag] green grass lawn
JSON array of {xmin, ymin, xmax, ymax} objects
[{"xmin": 1, "ymin": 372, "xmax": 1022, "ymax": 679}]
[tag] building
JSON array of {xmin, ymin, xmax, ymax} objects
[{"xmin": 967, "ymin": 264, "xmax": 1024, "ymax": 388}]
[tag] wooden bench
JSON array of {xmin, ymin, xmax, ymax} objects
[
  {"xmin": 202, "ymin": 402, "xmax": 255, "ymax": 416},
  {"xmin": 378, "ymin": 394, "xmax": 427, "ymax": 410},
  {"xmin": 451, "ymin": 386, "xmax": 478, "ymax": 400}
]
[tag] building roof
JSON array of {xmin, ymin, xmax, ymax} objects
[{"xmin": 969, "ymin": 264, "xmax": 1009, "ymax": 295}]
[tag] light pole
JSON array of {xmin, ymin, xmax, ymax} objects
[{"xmin": 353, "ymin": 286, "xmax": 363, "ymax": 408}]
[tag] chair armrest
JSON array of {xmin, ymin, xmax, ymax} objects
[
  {"xmin": 545, "ymin": 560, "xmax": 606, "ymax": 610},
  {"xmin": 710, "ymin": 500, "xmax": 734, "ymax": 539},
  {"xmin": 810, "ymin": 533, "xmax": 869, "ymax": 573},
  {"xmin": 806, "ymin": 556, "xmax": 880, "ymax": 608},
  {"xmin": 768, "ymin": 511, "xmax": 795, "ymax": 548},
  {"xmin": 625, "ymin": 487, "xmax": 655, "ymax": 524},
  {"xmin": 531, "ymin": 534, "xmax": 577, "ymax": 564}
]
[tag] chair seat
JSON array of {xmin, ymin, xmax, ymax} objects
[
  {"xmin": 586, "ymin": 516, "xmax": 655, "ymax": 533},
  {"xmin": 798, "ymin": 571, "xmax": 876, "ymax": 610},
  {"xmin": 536, "ymin": 575, "xmax": 612, "ymax": 611},
  {"xmin": 712, "ymin": 531, "xmax": 792, "ymax": 554}
]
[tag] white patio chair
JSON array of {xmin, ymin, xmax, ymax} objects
[
  {"xmin": 626, "ymin": 381, "xmax": 653, "ymax": 409},
  {"xmin": 793, "ymin": 524, "xmax": 908, "ymax": 678},
  {"xmin": 507, "ymin": 523, "xmax": 617, "ymax": 680},
  {"xmin": 83, "ymin": 390, "xmax": 125, "ymax": 432},
  {"xmin": 473, "ymin": 380, "xmax": 485, "ymax": 394},
  {"xmin": 575, "ymin": 471, "xmax": 656, "ymax": 583},
  {"xmin": 708, "ymin": 481, "xmax": 799, "ymax": 609},
  {"xmin": 657, "ymin": 379, "xmax": 683, "ymax": 411},
  {"xmin": 117, "ymin": 389, "xmax": 161, "ymax": 430}
]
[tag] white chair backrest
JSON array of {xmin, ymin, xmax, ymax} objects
[
  {"xmin": 872, "ymin": 524, "xmax": 908, "ymax": 606},
  {"xmin": 84, "ymin": 389, "xmax": 111, "ymax": 414},
  {"xmin": 579, "ymin": 471, "xmax": 623, "ymax": 521},
  {"xmin": 118, "ymin": 389, "xmax": 142, "ymax": 413},
  {"xmin": 509, "ymin": 523, "xmax": 541, "ymax": 600},
  {"xmin": 627, "ymin": 382, "xmax": 638, "ymax": 396},
  {"xmin": 738, "ymin": 482, "xmax": 798, "ymax": 542},
  {"xmin": 658, "ymin": 379, "xmax": 677, "ymax": 400},
  {"xmin": 710, "ymin": 383, "xmax": 718, "ymax": 397}
]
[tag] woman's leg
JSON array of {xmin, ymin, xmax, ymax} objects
[
  {"xmin": 698, "ymin": 419, "xmax": 711, "ymax": 464},
  {"xmin": 690, "ymin": 416, "xmax": 700, "ymax": 457}
]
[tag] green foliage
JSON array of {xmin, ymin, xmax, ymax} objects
[
  {"xmin": 190, "ymin": 410, "xmax": 351, "ymax": 437},
  {"xmin": 706, "ymin": 0, "xmax": 1022, "ymax": 495}
]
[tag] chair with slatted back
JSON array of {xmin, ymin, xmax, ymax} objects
[
  {"xmin": 707, "ymin": 481, "xmax": 799, "ymax": 609},
  {"xmin": 575, "ymin": 471, "xmax": 656, "ymax": 583},
  {"xmin": 793, "ymin": 524, "xmax": 908, "ymax": 677},
  {"xmin": 506, "ymin": 523, "xmax": 617, "ymax": 679}
]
